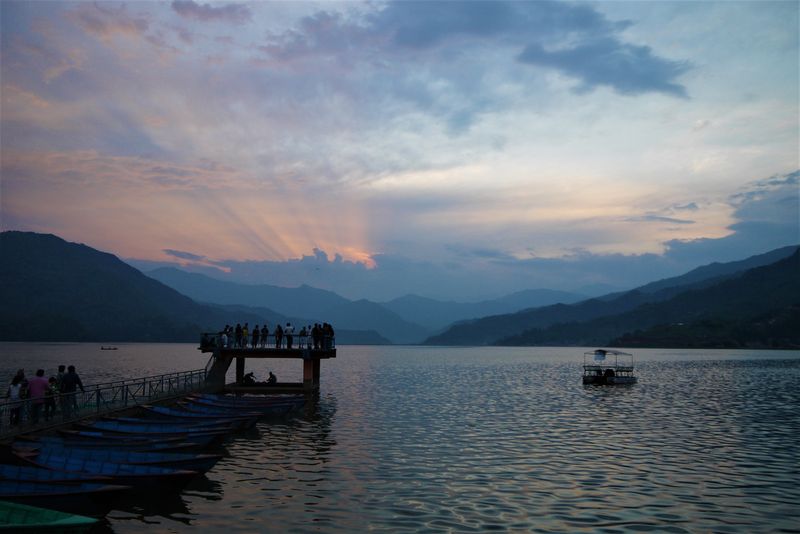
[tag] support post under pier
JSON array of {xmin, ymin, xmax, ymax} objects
[
  {"xmin": 303, "ymin": 358, "xmax": 321, "ymax": 390},
  {"xmin": 236, "ymin": 357, "xmax": 245, "ymax": 384}
]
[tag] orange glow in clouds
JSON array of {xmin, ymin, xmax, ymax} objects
[{"xmin": 1, "ymin": 149, "xmax": 377, "ymax": 268}]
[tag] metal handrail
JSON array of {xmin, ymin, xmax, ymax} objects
[
  {"xmin": 0, "ymin": 368, "xmax": 207, "ymax": 437},
  {"xmin": 200, "ymin": 332, "xmax": 336, "ymax": 351}
]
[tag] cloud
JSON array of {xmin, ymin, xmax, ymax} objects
[
  {"xmin": 625, "ymin": 215, "xmax": 695, "ymax": 224},
  {"xmin": 125, "ymin": 169, "xmax": 799, "ymax": 301},
  {"xmin": 171, "ymin": 1, "xmax": 252, "ymax": 24},
  {"xmin": 259, "ymin": 1, "xmax": 689, "ymax": 99},
  {"xmin": 517, "ymin": 38, "xmax": 690, "ymax": 97},
  {"xmin": 163, "ymin": 249, "xmax": 206, "ymax": 262},
  {"xmin": 71, "ymin": 4, "xmax": 150, "ymax": 41},
  {"xmin": 664, "ymin": 170, "xmax": 799, "ymax": 264}
]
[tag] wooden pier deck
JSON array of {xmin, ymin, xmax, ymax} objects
[{"xmin": 199, "ymin": 337, "xmax": 336, "ymax": 393}]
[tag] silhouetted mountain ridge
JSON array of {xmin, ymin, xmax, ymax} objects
[
  {"xmin": 426, "ymin": 246, "xmax": 799, "ymax": 346},
  {"xmin": 0, "ymin": 232, "xmax": 386, "ymax": 343}
]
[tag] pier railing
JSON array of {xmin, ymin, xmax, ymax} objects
[
  {"xmin": 0, "ymin": 368, "xmax": 206, "ymax": 437},
  {"xmin": 200, "ymin": 332, "xmax": 335, "ymax": 351}
]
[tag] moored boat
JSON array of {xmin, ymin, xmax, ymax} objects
[
  {"xmin": 73, "ymin": 420, "xmax": 234, "ymax": 436},
  {"xmin": 582, "ymin": 349, "xmax": 638, "ymax": 385},
  {"xmin": 183, "ymin": 397, "xmax": 302, "ymax": 415},
  {"xmin": 58, "ymin": 429, "xmax": 225, "ymax": 448},
  {"xmin": 25, "ymin": 436, "xmax": 204, "ymax": 453},
  {"xmin": 0, "ymin": 481, "xmax": 130, "ymax": 518},
  {"xmin": 15, "ymin": 446, "xmax": 222, "ymax": 474},
  {"xmin": 0, "ymin": 463, "xmax": 111, "ymax": 484},
  {"xmin": 0, "ymin": 500, "xmax": 98, "ymax": 532},
  {"xmin": 140, "ymin": 405, "xmax": 259, "ymax": 429},
  {"xmin": 17, "ymin": 451, "xmax": 198, "ymax": 490}
]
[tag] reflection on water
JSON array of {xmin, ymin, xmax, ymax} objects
[{"xmin": 4, "ymin": 345, "xmax": 800, "ymax": 532}]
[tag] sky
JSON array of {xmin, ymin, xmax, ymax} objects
[{"xmin": 1, "ymin": 1, "xmax": 798, "ymax": 301}]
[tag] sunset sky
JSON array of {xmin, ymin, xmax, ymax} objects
[{"xmin": 2, "ymin": 1, "xmax": 798, "ymax": 300}]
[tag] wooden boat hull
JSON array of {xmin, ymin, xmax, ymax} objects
[
  {"xmin": 77, "ymin": 420, "xmax": 234, "ymax": 435},
  {"xmin": 18, "ymin": 452, "xmax": 198, "ymax": 490},
  {"xmin": 23, "ymin": 435, "xmax": 206, "ymax": 453},
  {"xmin": 183, "ymin": 398, "xmax": 300, "ymax": 416},
  {"xmin": 0, "ymin": 481, "xmax": 130, "ymax": 518},
  {"xmin": 59, "ymin": 429, "xmax": 225, "ymax": 448},
  {"xmin": 17, "ymin": 447, "xmax": 222, "ymax": 474},
  {"xmin": 0, "ymin": 500, "xmax": 98, "ymax": 532},
  {"xmin": 141, "ymin": 405, "xmax": 259, "ymax": 428},
  {"xmin": 0, "ymin": 463, "xmax": 111, "ymax": 484}
]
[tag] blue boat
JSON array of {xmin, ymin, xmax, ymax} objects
[
  {"xmin": 182, "ymin": 398, "xmax": 301, "ymax": 416},
  {"xmin": 21, "ymin": 435, "xmax": 207, "ymax": 453},
  {"xmin": 80, "ymin": 419, "xmax": 233, "ymax": 433},
  {"xmin": 189, "ymin": 393, "xmax": 305, "ymax": 406},
  {"xmin": 0, "ymin": 481, "xmax": 130, "ymax": 518},
  {"xmin": 18, "ymin": 451, "xmax": 198, "ymax": 490},
  {"xmin": 0, "ymin": 463, "xmax": 111, "ymax": 484},
  {"xmin": 141, "ymin": 405, "xmax": 259, "ymax": 428},
  {"xmin": 59, "ymin": 429, "xmax": 225, "ymax": 448},
  {"xmin": 17, "ymin": 446, "xmax": 222, "ymax": 474},
  {"xmin": 104, "ymin": 415, "xmax": 252, "ymax": 431}
]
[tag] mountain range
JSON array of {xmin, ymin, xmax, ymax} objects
[
  {"xmin": 0, "ymin": 232, "xmax": 386, "ymax": 344},
  {"xmin": 146, "ymin": 267, "xmax": 586, "ymax": 343},
  {"xmin": 426, "ymin": 246, "xmax": 799, "ymax": 348},
  {"xmin": 2, "ymin": 231, "xmax": 797, "ymax": 348}
]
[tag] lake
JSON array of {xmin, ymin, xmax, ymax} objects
[{"xmin": 3, "ymin": 344, "xmax": 800, "ymax": 533}]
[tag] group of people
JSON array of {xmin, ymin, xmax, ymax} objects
[
  {"xmin": 5, "ymin": 365, "xmax": 85, "ymax": 426},
  {"xmin": 217, "ymin": 322, "xmax": 335, "ymax": 350}
]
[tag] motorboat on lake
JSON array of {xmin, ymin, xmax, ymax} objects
[{"xmin": 582, "ymin": 349, "xmax": 637, "ymax": 385}]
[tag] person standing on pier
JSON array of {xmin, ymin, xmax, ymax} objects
[
  {"xmin": 44, "ymin": 377, "xmax": 58, "ymax": 421},
  {"xmin": 60, "ymin": 365, "xmax": 85, "ymax": 418},
  {"xmin": 28, "ymin": 369, "xmax": 48, "ymax": 424},
  {"xmin": 252, "ymin": 325, "xmax": 260, "ymax": 349},
  {"xmin": 243, "ymin": 323, "xmax": 250, "ymax": 348},
  {"xmin": 285, "ymin": 322, "xmax": 294, "ymax": 349},
  {"xmin": 6, "ymin": 375, "xmax": 24, "ymax": 426},
  {"xmin": 261, "ymin": 324, "xmax": 269, "ymax": 348},
  {"xmin": 274, "ymin": 323, "xmax": 283, "ymax": 349},
  {"xmin": 235, "ymin": 323, "xmax": 242, "ymax": 348}
]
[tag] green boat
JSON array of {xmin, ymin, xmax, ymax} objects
[{"xmin": 0, "ymin": 500, "xmax": 97, "ymax": 532}]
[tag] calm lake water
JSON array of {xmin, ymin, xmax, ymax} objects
[{"xmin": 3, "ymin": 344, "xmax": 800, "ymax": 533}]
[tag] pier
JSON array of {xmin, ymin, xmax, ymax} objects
[
  {"xmin": 200, "ymin": 332, "xmax": 336, "ymax": 393},
  {"xmin": 0, "ymin": 369, "xmax": 207, "ymax": 439}
]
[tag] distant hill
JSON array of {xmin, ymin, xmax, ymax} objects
[
  {"xmin": 426, "ymin": 246, "xmax": 799, "ymax": 346},
  {"xmin": 0, "ymin": 232, "xmax": 263, "ymax": 341},
  {"xmin": 147, "ymin": 267, "xmax": 429, "ymax": 344},
  {"xmin": 0, "ymin": 232, "xmax": 385, "ymax": 344},
  {"xmin": 498, "ymin": 250, "xmax": 800, "ymax": 347},
  {"xmin": 608, "ymin": 306, "xmax": 800, "ymax": 349},
  {"xmin": 382, "ymin": 288, "xmax": 585, "ymax": 331}
]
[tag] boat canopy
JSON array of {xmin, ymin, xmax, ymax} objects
[{"xmin": 583, "ymin": 349, "xmax": 632, "ymax": 357}]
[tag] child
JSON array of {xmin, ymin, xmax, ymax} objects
[{"xmin": 44, "ymin": 377, "xmax": 58, "ymax": 421}]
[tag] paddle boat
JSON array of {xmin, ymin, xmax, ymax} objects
[{"xmin": 582, "ymin": 349, "xmax": 638, "ymax": 385}]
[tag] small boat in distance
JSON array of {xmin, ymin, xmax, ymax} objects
[
  {"xmin": 100, "ymin": 346, "xmax": 118, "ymax": 350},
  {"xmin": 582, "ymin": 349, "xmax": 637, "ymax": 385}
]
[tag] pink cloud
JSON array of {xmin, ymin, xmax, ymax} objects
[
  {"xmin": 171, "ymin": 1, "xmax": 251, "ymax": 24},
  {"xmin": 71, "ymin": 4, "xmax": 150, "ymax": 42}
]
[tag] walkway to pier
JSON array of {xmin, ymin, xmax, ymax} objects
[
  {"xmin": 199, "ymin": 332, "xmax": 336, "ymax": 393},
  {"xmin": 0, "ymin": 369, "xmax": 206, "ymax": 438}
]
